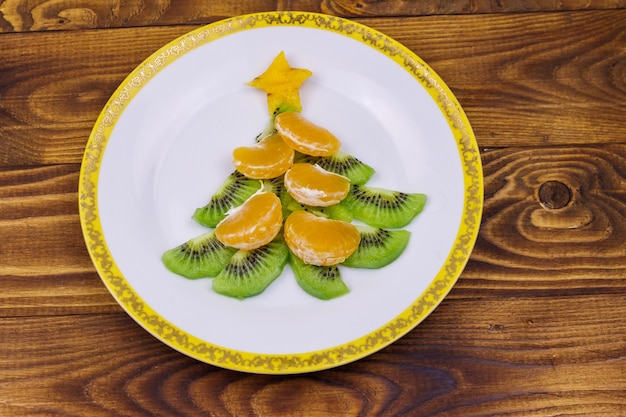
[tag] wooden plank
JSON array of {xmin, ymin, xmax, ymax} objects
[
  {"xmin": 0, "ymin": 0, "xmax": 625, "ymax": 32},
  {"xmin": 0, "ymin": 26, "xmax": 193, "ymax": 166},
  {"xmin": 1, "ymin": 143, "xmax": 625, "ymax": 315},
  {"xmin": 464, "ymin": 144, "xmax": 626, "ymax": 291},
  {"xmin": 0, "ymin": 164, "xmax": 94, "ymax": 276},
  {"xmin": 330, "ymin": 0, "xmax": 626, "ymax": 17},
  {"xmin": 0, "ymin": 165, "xmax": 117, "ymax": 316},
  {"xmin": 370, "ymin": 11, "xmax": 626, "ymax": 146},
  {"xmin": 0, "ymin": 295, "xmax": 624, "ymax": 416},
  {"xmin": 0, "ymin": 11, "xmax": 624, "ymax": 166}
]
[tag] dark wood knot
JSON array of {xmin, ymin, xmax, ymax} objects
[{"xmin": 538, "ymin": 180, "xmax": 572, "ymax": 209}]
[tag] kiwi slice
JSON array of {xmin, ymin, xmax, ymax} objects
[
  {"xmin": 255, "ymin": 115, "xmax": 277, "ymax": 142},
  {"xmin": 295, "ymin": 150, "xmax": 375, "ymax": 185},
  {"xmin": 212, "ymin": 238, "xmax": 290, "ymax": 299},
  {"xmin": 312, "ymin": 203, "xmax": 352, "ymax": 222},
  {"xmin": 343, "ymin": 226, "xmax": 410, "ymax": 269},
  {"xmin": 285, "ymin": 200, "xmax": 353, "ymax": 222},
  {"xmin": 256, "ymin": 103, "xmax": 300, "ymax": 142},
  {"xmin": 290, "ymin": 255, "xmax": 349, "ymax": 300},
  {"xmin": 162, "ymin": 230, "xmax": 237, "ymax": 279},
  {"xmin": 192, "ymin": 171, "xmax": 262, "ymax": 227},
  {"xmin": 262, "ymin": 175, "xmax": 296, "ymax": 218},
  {"xmin": 343, "ymin": 184, "xmax": 426, "ymax": 229}
]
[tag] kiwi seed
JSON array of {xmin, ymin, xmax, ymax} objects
[
  {"xmin": 162, "ymin": 230, "xmax": 237, "ymax": 279},
  {"xmin": 342, "ymin": 226, "xmax": 410, "ymax": 269},
  {"xmin": 212, "ymin": 238, "xmax": 290, "ymax": 299},
  {"xmin": 192, "ymin": 171, "xmax": 262, "ymax": 227},
  {"xmin": 295, "ymin": 150, "xmax": 375, "ymax": 185},
  {"xmin": 290, "ymin": 254, "xmax": 349, "ymax": 300},
  {"xmin": 344, "ymin": 185, "xmax": 426, "ymax": 229}
]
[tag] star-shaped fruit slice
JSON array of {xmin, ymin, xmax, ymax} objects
[{"xmin": 246, "ymin": 51, "xmax": 312, "ymax": 115}]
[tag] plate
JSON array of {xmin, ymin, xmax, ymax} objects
[{"xmin": 79, "ymin": 12, "xmax": 483, "ymax": 374}]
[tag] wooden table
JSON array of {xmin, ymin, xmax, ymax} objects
[{"xmin": 2, "ymin": 2, "xmax": 625, "ymax": 415}]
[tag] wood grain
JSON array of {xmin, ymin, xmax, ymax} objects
[
  {"xmin": 0, "ymin": 26, "xmax": 192, "ymax": 166},
  {"xmin": 1, "ymin": 5, "xmax": 625, "ymax": 414},
  {"xmin": 0, "ymin": 145, "xmax": 626, "ymax": 316},
  {"xmin": 0, "ymin": 165, "xmax": 116, "ymax": 317},
  {"xmin": 462, "ymin": 144, "xmax": 626, "ymax": 295},
  {"xmin": 377, "ymin": 11, "xmax": 626, "ymax": 146},
  {"xmin": 0, "ymin": 295, "xmax": 624, "ymax": 416},
  {"xmin": 0, "ymin": 10, "xmax": 624, "ymax": 167},
  {"xmin": 1, "ymin": 0, "xmax": 625, "ymax": 32},
  {"xmin": 325, "ymin": 0, "xmax": 626, "ymax": 17},
  {"xmin": 2, "ymin": 143, "xmax": 626, "ymax": 314},
  {"xmin": 0, "ymin": 165, "xmax": 91, "ymax": 275}
]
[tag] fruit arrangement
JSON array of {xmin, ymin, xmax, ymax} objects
[{"xmin": 162, "ymin": 52, "xmax": 426, "ymax": 300}]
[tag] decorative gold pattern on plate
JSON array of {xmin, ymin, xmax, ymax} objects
[{"xmin": 78, "ymin": 12, "xmax": 483, "ymax": 374}]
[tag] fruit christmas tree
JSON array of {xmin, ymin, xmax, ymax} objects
[{"xmin": 162, "ymin": 51, "xmax": 426, "ymax": 300}]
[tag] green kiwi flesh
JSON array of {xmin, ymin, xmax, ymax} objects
[
  {"xmin": 164, "ymin": 106, "xmax": 427, "ymax": 298},
  {"xmin": 262, "ymin": 175, "xmax": 295, "ymax": 218},
  {"xmin": 343, "ymin": 226, "xmax": 410, "ymax": 269},
  {"xmin": 212, "ymin": 238, "xmax": 290, "ymax": 299},
  {"xmin": 295, "ymin": 150, "xmax": 375, "ymax": 185},
  {"xmin": 290, "ymin": 255, "xmax": 349, "ymax": 300},
  {"xmin": 192, "ymin": 171, "xmax": 262, "ymax": 227},
  {"xmin": 162, "ymin": 230, "xmax": 237, "ymax": 279},
  {"xmin": 255, "ymin": 115, "xmax": 277, "ymax": 142},
  {"xmin": 344, "ymin": 185, "xmax": 426, "ymax": 228},
  {"xmin": 285, "ymin": 200, "xmax": 353, "ymax": 222},
  {"xmin": 256, "ymin": 103, "xmax": 301, "ymax": 142}
]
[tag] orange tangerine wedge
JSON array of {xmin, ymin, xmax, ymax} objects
[
  {"xmin": 284, "ymin": 163, "xmax": 350, "ymax": 207},
  {"xmin": 274, "ymin": 111, "xmax": 341, "ymax": 157},
  {"xmin": 284, "ymin": 210, "xmax": 361, "ymax": 266},
  {"xmin": 215, "ymin": 191, "xmax": 283, "ymax": 250},
  {"xmin": 233, "ymin": 133, "xmax": 294, "ymax": 179}
]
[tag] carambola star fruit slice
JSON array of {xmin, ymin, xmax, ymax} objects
[{"xmin": 246, "ymin": 51, "xmax": 312, "ymax": 115}]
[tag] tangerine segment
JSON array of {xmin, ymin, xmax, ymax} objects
[
  {"xmin": 284, "ymin": 163, "xmax": 350, "ymax": 207},
  {"xmin": 233, "ymin": 133, "xmax": 294, "ymax": 179},
  {"xmin": 274, "ymin": 112, "xmax": 341, "ymax": 157},
  {"xmin": 215, "ymin": 192, "xmax": 283, "ymax": 250},
  {"xmin": 284, "ymin": 210, "xmax": 361, "ymax": 266}
]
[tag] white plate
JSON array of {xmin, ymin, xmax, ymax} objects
[{"xmin": 79, "ymin": 12, "xmax": 483, "ymax": 374}]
